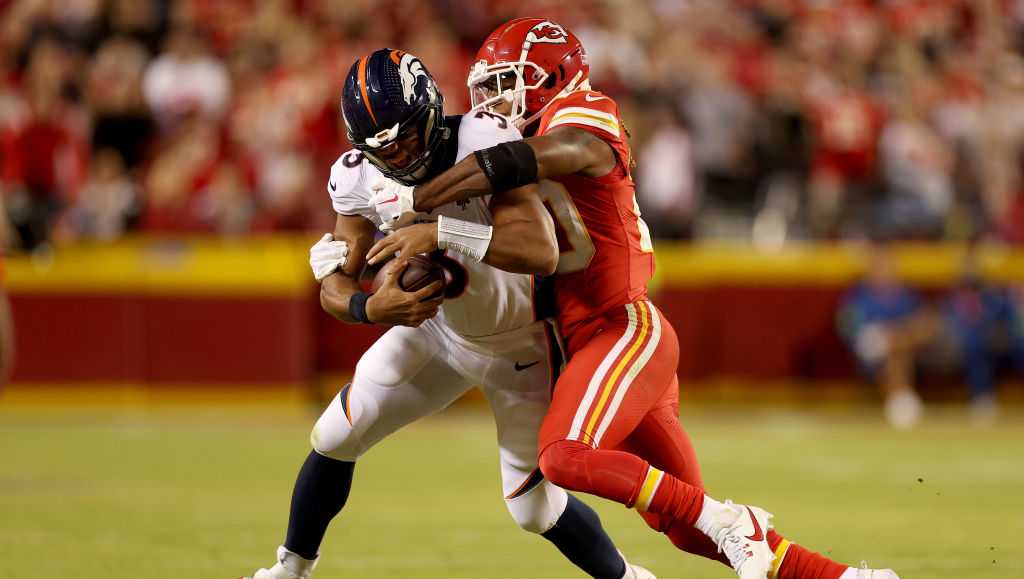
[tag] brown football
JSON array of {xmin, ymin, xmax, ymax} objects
[{"xmin": 371, "ymin": 254, "xmax": 446, "ymax": 299}]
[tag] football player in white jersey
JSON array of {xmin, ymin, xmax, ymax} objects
[{"xmin": 243, "ymin": 49, "xmax": 653, "ymax": 579}]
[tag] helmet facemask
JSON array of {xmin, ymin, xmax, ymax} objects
[
  {"xmin": 468, "ymin": 59, "xmax": 549, "ymax": 129},
  {"xmin": 468, "ymin": 59, "xmax": 587, "ymax": 131},
  {"xmin": 349, "ymin": 104, "xmax": 445, "ymax": 186}
]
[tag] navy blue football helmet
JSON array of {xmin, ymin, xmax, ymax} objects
[{"xmin": 341, "ymin": 49, "xmax": 447, "ymax": 185}]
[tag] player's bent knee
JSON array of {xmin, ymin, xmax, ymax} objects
[
  {"xmin": 505, "ymin": 481, "xmax": 568, "ymax": 534},
  {"xmin": 309, "ymin": 396, "xmax": 364, "ymax": 462},
  {"xmin": 537, "ymin": 439, "xmax": 591, "ymax": 491}
]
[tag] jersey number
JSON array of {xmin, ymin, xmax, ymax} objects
[
  {"xmin": 342, "ymin": 151, "xmax": 364, "ymax": 167},
  {"xmin": 538, "ymin": 181, "xmax": 653, "ymax": 274},
  {"xmin": 474, "ymin": 110, "xmax": 508, "ymax": 129},
  {"xmin": 538, "ymin": 181, "xmax": 595, "ymax": 274}
]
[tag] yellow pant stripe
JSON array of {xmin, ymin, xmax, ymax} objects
[{"xmin": 582, "ymin": 301, "xmax": 650, "ymax": 441}]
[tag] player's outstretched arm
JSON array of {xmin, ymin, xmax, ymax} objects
[
  {"xmin": 366, "ymin": 184, "xmax": 556, "ymax": 276},
  {"xmin": 412, "ymin": 126, "xmax": 616, "ymax": 213}
]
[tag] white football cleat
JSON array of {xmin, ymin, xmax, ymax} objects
[
  {"xmin": 619, "ymin": 551, "xmax": 657, "ymax": 578},
  {"xmin": 710, "ymin": 503, "xmax": 774, "ymax": 579},
  {"xmin": 242, "ymin": 546, "xmax": 318, "ymax": 579}
]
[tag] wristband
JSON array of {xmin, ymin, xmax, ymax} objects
[
  {"xmin": 348, "ymin": 292, "xmax": 373, "ymax": 324},
  {"xmin": 437, "ymin": 215, "xmax": 493, "ymax": 262}
]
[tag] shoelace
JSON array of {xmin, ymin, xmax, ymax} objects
[{"xmin": 720, "ymin": 534, "xmax": 755, "ymax": 570}]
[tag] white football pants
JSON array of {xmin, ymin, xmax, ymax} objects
[{"xmin": 311, "ymin": 318, "xmax": 568, "ymax": 534}]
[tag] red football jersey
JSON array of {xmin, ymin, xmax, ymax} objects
[{"xmin": 535, "ymin": 90, "xmax": 655, "ymax": 339}]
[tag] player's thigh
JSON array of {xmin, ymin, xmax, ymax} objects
[
  {"xmin": 478, "ymin": 324, "xmax": 569, "ymax": 533},
  {"xmin": 478, "ymin": 324, "xmax": 559, "ymax": 497},
  {"xmin": 540, "ymin": 300, "xmax": 679, "ymax": 451},
  {"xmin": 312, "ymin": 325, "xmax": 471, "ymax": 460},
  {"xmin": 615, "ymin": 379, "xmax": 704, "ymax": 489}
]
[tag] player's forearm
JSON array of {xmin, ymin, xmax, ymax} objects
[
  {"xmin": 414, "ymin": 132, "xmax": 601, "ymax": 214},
  {"xmin": 484, "ymin": 220, "xmax": 558, "ymax": 276},
  {"xmin": 319, "ymin": 274, "xmax": 365, "ymax": 323},
  {"xmin": 413, "ymin": 155, "xmax": 494, "ymax": 213}
]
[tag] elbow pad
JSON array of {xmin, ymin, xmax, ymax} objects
[{"xmin": 474, "ymin": 141, "xmax": 538, "ymax": 193}]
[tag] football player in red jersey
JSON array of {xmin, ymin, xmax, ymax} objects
[{"xmin": 368, "ymin": 18, "xmax": 898, "ymax": 579}]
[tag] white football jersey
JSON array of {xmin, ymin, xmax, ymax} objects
[{"xmin": 327, "ymin": 112, "xmax": 537, "ymax": 338}]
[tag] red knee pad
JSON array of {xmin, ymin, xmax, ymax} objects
[
  {"xmin": 538, "ymin": 439, "xmax": 591, "ymax": 490},
  {"xmin": 538, "ymin": 439, "xmax": 651, "ymax": 506}
]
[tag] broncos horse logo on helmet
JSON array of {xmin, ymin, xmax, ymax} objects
[{"xmin": 341, "ymin": 48, "xmax": 447, "ymax": 185}]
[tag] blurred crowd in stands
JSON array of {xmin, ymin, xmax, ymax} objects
[{"xmin": 2, "ymin": 0, "xmax": 1024, "ymax": 249}]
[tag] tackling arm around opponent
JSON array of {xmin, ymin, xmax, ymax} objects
[
  {"xmin": 370, "ymin": 125, "xmax": 616, "ymax": 227},
  {"xmin": 365, "ymin": 184, "xmax": 558, "ymax": 276}
]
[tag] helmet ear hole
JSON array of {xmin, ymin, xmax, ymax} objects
[{"xmin": 543, "ymin": 72, "xmax": 558, "ymax": 90}]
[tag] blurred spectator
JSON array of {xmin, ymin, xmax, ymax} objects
[
  {"xmin": 998, "ymin": 146, "xmax": 1024, "ymax": 244},
  {"xmin": 140, "ymin": 116, "xmax": 220, "ymax": 233},
  {"xmin": 2, "ymin": 37, "xmax": 88, "ymax": 251},
  {"xmin": 105, "ymin": 0, "xmax": 166, "ymax": 55},
  {"xmin": 940, "ymin": 254, "xmax": 1024, "ymax": 423},
  {"xmin": 683, "ymin": 46, "xmax": 757, "ymax": 207},
  {"xmin": 85, "ymin": 36, "xmax": 152, "ymax": 169},
  {"xmin": 838, "ymin": 243, "xmax": 938, "ymax": 428},
  {"xmin": 804, "ymin": 68, "xmax": 885, "ymax": 238},
  {"xmin": 142, "ymin": 26, "xmax": 229, "ymax": 130},
  {"xmin": 636, "ymin": 100, "xmax": 697, "ymax": 239},
  {"xmin": 876, "ymin": 90, "xmax": 954, "ymax": 239},
  {"xmin": 194, "ymin": 158, "xmax": 255, "ymax": 236},
  {"xmin": 63, "ymin": 147, "xmax": 138, "ymax": 241}
]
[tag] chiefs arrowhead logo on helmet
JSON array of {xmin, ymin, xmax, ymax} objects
[{"xmin": 525, "ymin": 21, "xmax": 568, "ymax": 45}]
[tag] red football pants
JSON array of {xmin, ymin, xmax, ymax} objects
[{"xmin": 538, "ymin": 299, "xmax": 730, "ymax": 564}]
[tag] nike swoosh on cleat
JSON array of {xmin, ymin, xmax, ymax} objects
[
  {"xmin": 514, "ymin": 361, "xmax": 540, "ymax": 371},
  {"xmin": 329, "ymin": 181, "xmax": 337, "ymax": 191},
  {"xmin": 380, "ymin": 194, "xmax": 398, "ymax": 204},
  {"xmin": 744, "ymin": 506, "xmax": 764, "ymax": 542}
]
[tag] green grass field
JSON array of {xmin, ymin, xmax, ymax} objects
[{"xmin": 1, "ymin": 397, "xmax": 1022, "ymax": 579}]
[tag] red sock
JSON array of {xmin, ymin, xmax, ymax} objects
[
  {"xmin": 634, "ymin": 465, "xmax": 705, "ymax": 526},
  {"xmin": 768, "ymin": 530, "xmax": 848, "ymax": 579}
]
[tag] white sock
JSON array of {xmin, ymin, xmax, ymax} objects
[
  {"xmin": 694, "ymin": 495, "xmax": 737, "ymax": 537},
  {"xmin": 277, "ymin": 546, "xmax": 318, "ymax": 578},
  {"xmin": 839, "ymin": 568, "xmax": 859, "ymax": 579}
]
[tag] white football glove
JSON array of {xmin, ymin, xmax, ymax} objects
[
  {"xmin": 309, "ymin": 233, "xmax": 350, "ymax": 282},
  {"xmin": 370, "ymin": 178, "xmax": 416, "ymax": 232}
]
